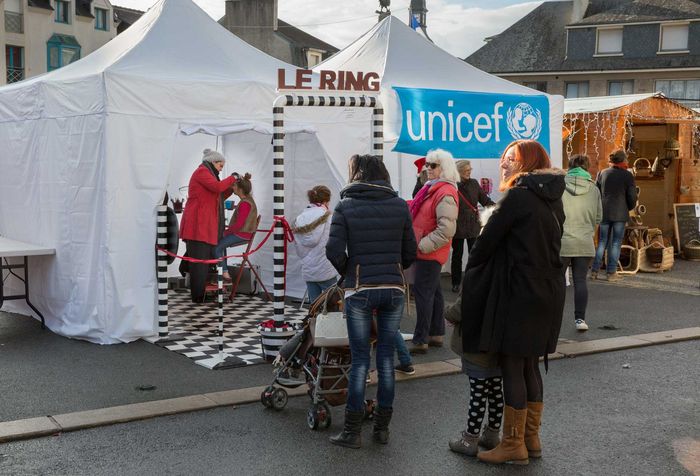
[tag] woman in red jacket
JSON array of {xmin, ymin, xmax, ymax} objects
[
  {"xmin": 409, "ymin": 148, "xmax": 459, "ymax": 354},
  {"xmin": 179, "ymin": 149, "xmax": 237, "ymax": 303}
]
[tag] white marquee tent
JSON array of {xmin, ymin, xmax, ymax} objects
[
  {"xmin": 0, "ymin": 0, "xmax": 341, "ymax": 343},
  {"xmin": 0, "ymin": 6, "xmax": 564, "ymax": 345},
  {"xmin": 309, "ymin": 16, "xmax": 565, "ymax": 199}
]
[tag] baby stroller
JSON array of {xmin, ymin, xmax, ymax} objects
[{"xmin": 260, "ymin": 285, "xmax": 375, "ymax": 430}]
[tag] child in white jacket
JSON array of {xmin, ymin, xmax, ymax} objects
[{"xmin": 293, "ymin": 185, "xmax": 338, "ymax": 303}]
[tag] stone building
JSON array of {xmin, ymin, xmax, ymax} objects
[
  {"xmin": 220, "ymin": 0, "xmax": 337, "ymax": 68},
  {"xmin": 1, "ymin": 0, "xmax": 116, "ymax": 85},
  {"xmin": 466, "ymin": 0, "xmax": 700, "ymax": 107}
]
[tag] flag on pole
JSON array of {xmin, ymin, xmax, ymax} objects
[{"xmin": 409, "ymin": 14, "xmax": 421, "ymax": 30}]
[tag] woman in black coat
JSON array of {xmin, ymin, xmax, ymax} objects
[
  {"xmin": 326, "ymin": 155, "xmax": 417, "ymax": 449},
  {"xmin": 450, "ymin": 160, "xmax": 494, "ymax": 292},
  {"xmin": 461, "ymin": 140, "xmax": 565, "ymax": 466}
]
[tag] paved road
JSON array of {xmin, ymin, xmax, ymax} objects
[
  {"xmin": 1, "ymin": 341, "xmax": 697, "ymax": 476},
  {"xmin": 1, "ymin": 263, "xmax": 699, "ymax": 422}
]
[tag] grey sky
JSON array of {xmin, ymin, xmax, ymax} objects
[{"xmin": 114, "ymin": 0, "xmax": 543, "ymax": 58}]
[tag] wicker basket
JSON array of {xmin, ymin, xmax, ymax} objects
[
  {"xmin": 646, "ymin": 242, "xmax": 665, "ymax": 264},
  {"xmin": 683, "ymin": 239, "xmax": 700, "ymax": 261},
  {"xmin": 633, "ymin": 158, "xmax": 652, "ymax": 177},
  {"xmin": 639, "ymin": 245, "xmax": 674, "ymax": 272}
]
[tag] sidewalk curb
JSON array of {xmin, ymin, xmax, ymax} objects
[{"xmin": 1, "ymin": 327, "xmax": 698, "ymax": 444}]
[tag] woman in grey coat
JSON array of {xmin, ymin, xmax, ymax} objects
[{"xmin": 560, "ymin": 155, "xmax": 602, "ymax": 331}]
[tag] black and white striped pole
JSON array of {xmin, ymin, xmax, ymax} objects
[
  {"xmin": 156, "ymin": 205, "xmax": 169, "ymax": 338},
  {"xmin": 270, "ymin": 93, "xmax": 383, "ymax": 326},
  {"xmin": 272, "ymin": 100, "xmax": 286, "ymax": 327},
  {"xmin": 196, "ymin": 254, "xmax": 234, "ymax": 369}
]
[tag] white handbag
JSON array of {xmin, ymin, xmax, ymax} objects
[{"xmin": 313, "ymin": 289, "xmax": 349, "ymax": 347}]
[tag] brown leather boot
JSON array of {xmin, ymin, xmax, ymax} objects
[
  {"xmin": 477, "ymin": 406, "xmax": 529, "ymax": 465},
  {"xmin": 525, "ymin": 401, "xmax": 544, "ymax": 458}
]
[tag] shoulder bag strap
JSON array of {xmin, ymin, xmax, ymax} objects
[{"xmin": 457, "ymin": 190, "xmax": 479, "ymax": 215}]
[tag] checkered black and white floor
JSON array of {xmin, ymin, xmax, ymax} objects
[{"xmin": 153, "ymin": 290, "xmax": 306, "ymax": 368}]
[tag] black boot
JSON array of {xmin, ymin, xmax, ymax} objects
[
  {"xmin": 372, "ymin": 406, "xmax": 393, "ymax": 444},
  {"xmin": 330, "ymin": 410, "xmax": 365, "ymax": 449}
]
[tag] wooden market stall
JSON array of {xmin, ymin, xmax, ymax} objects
[{"xmin": 563, "ymin": 93, "xmax": 700, "ymax": 259}]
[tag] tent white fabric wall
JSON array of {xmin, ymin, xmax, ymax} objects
[
  {"xmin": 0, "ymin": 0, "xmax": 331, "ymax": 343},
  {"xmin": 309, "ymin": 16, "xmax": 565, "ymax": 200}
]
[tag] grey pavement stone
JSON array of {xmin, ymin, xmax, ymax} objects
[{"xmin": 0, "ymin": 417, "xmax": 59, "ymax": 443}]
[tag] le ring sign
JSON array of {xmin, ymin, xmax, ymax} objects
[{"xmin": 277, "ymin": 68, "xmax": 380, "ymax": 92}]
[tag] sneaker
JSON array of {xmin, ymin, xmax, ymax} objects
[
  {"xmin": 449, "ymin": 431, "xmax": 479, "ymax": 456},
  {"xmin": 590, "ymin": 270, "xmax": 598, "ymax": 280},
  {"xmin": 606, "ymin": 272, "xmax": 622, "ymax": 282},
  {"xmin": 575, "ymin": 319, "xmax": 589, "ymax": 331},
  {"xmin": 394, "ymin": 363, "xmax": 415, "ymax": 375}
]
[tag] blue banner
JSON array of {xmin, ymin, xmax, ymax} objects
[{"xmin": 393, "ymin": 87, "xmax": 550, "ymax": 158}]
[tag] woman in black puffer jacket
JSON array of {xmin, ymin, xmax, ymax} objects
[
  {"xmin": 326, "ymin": 154, "xmax": 417, "ymax": 449},
  {"xmin": 461, "ymin": 140, "xmax": 565, "ymax": 466}
]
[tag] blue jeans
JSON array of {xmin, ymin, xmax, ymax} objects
[
  {"xmin": 394, "ymin": 330, "xmax": 412, "ymax": 367},
  {"xmin": 345, "ymin": 289, "xmax": 405, "ymax": 412},
  {"xmin": 592, "ymin": 221, "xmax": 626, "ymax": 274},
  {"xmin": 306, "ymin": 277, "xmax": 337, "ymax": 304},
  {"xmin": 214, "ymin": 234, "xmax": 248, "ymax": 272}
]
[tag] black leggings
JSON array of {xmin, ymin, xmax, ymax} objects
[
  {"xmin": 562, "ymin": 257, "xmax": 591, "ymax": 321},
  {"xmin": 500, "ymin": 355, "xmax": 542, "ymax": 409}
]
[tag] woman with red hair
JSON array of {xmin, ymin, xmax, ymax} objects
[{"xmin": 460, "ymin": 140, "xmax": 565, "ymax": 465}]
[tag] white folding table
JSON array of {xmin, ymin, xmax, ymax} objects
[{"xmin": 0, "ymin": 237, "xmax": 55, "ymax": 328}]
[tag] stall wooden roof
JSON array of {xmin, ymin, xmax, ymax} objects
[{"xmin": 564, "ymin": 93, "xmax": 699, "ymax": 124}]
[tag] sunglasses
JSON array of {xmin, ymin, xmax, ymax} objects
[{"xmin": 425, "ymin": 162, "xmax": 440, "ymax": 170}]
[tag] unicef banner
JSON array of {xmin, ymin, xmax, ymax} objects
[{"xmin": 393, "ymin": 87, "xmax": 550, "ymax": 158}]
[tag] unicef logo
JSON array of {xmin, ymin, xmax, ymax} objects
[{"xmin": 506, "ymin": 103, "xmax": 543, "ymax": 140}]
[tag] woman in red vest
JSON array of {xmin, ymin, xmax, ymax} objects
[
  {"xmin": 179, "ymin": 149, "xmax": 237, "ymax": 303},
  {"xmin": 409, "ymin": 149, "xmax": 459, "ymax": 354}
]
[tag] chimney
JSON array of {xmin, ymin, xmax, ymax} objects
[
  {"xmin": 225, "ymin": 0, "xmax": 278, "ymax": 31},
  {"xmin": 570, "ymin": 0, "xmax": 590, "ymax": 23}
]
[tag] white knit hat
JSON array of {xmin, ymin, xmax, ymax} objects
[{"xmin": 202, "ymin": 148, "xmax": 225, "ymax": 163}]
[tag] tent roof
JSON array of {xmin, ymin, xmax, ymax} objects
[
  {"xmin": 0, "ymin": 0, "xmax": 296, "ymax": 121},
  {"xmin": 35, "ymin": 0, "xmax": 288, "ymax": 83},
  {"xmin": 564, "ymin": 93, "xmax": 661, "ymax": 114},
  {"xmin": 315, "ymin": 15, "xmax": 543, "ymax": 96},
  {"xmin": 564, "ymin": 92, "xmax": 699, "ymax": 118},
  {"xmin": 5, "ymin": 0, "xmax": 288, "ymax": 88}
]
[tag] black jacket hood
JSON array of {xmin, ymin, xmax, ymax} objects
[
  {"xmin": 515, "ymin": 170, "xmax": 566, "ymax": 203},
  {"xmin": 340, "ymin": 180, "xmax": 398, "ymax": 200}
]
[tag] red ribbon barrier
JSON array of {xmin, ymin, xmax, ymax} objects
[{"xmin": 155, "ymin": 216, "xmax": 294, "ymax": 264}]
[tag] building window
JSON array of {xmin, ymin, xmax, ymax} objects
[
  {"xmin": 608, "ymin": 80, "xmax": 634, "ymax": 96},
  {"xmin": 4, "ymin": 0, "xmax": 24, "ymax": 34},
  {"xmin": 659, "ymin": 24, "xmax": 689, "ymax": 52},
  {"xmin": 55, "ymin": 0, "xmax": 70, "ymax": 24},
  {"xmin": 307, "ymin": 50, "xmax": 323, "ymax": 68},
  {"xmin": 5, "ymin": 45, "xmax": 24, "ymax": 83},
  {"xmin": 655, "ymin": 79, "xmax": 700, "ymax": 107},
  {"xmin": 95, "ymin": 7, "xmax": 109, "ymax": 31},
  {"xmin": 47, "ymin": 34, "xmax": 81, "ymax": 71},
  {"xmin": 566, "ymin": 81, "xmax": 589, "ymax": 98},
  {"xmin": 596, "ymin": 27, "xmax": 623, "ymax": 55},
  {"xmin": 523, "ymin": 82, "xmax": 547, "ymax": 93}
]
